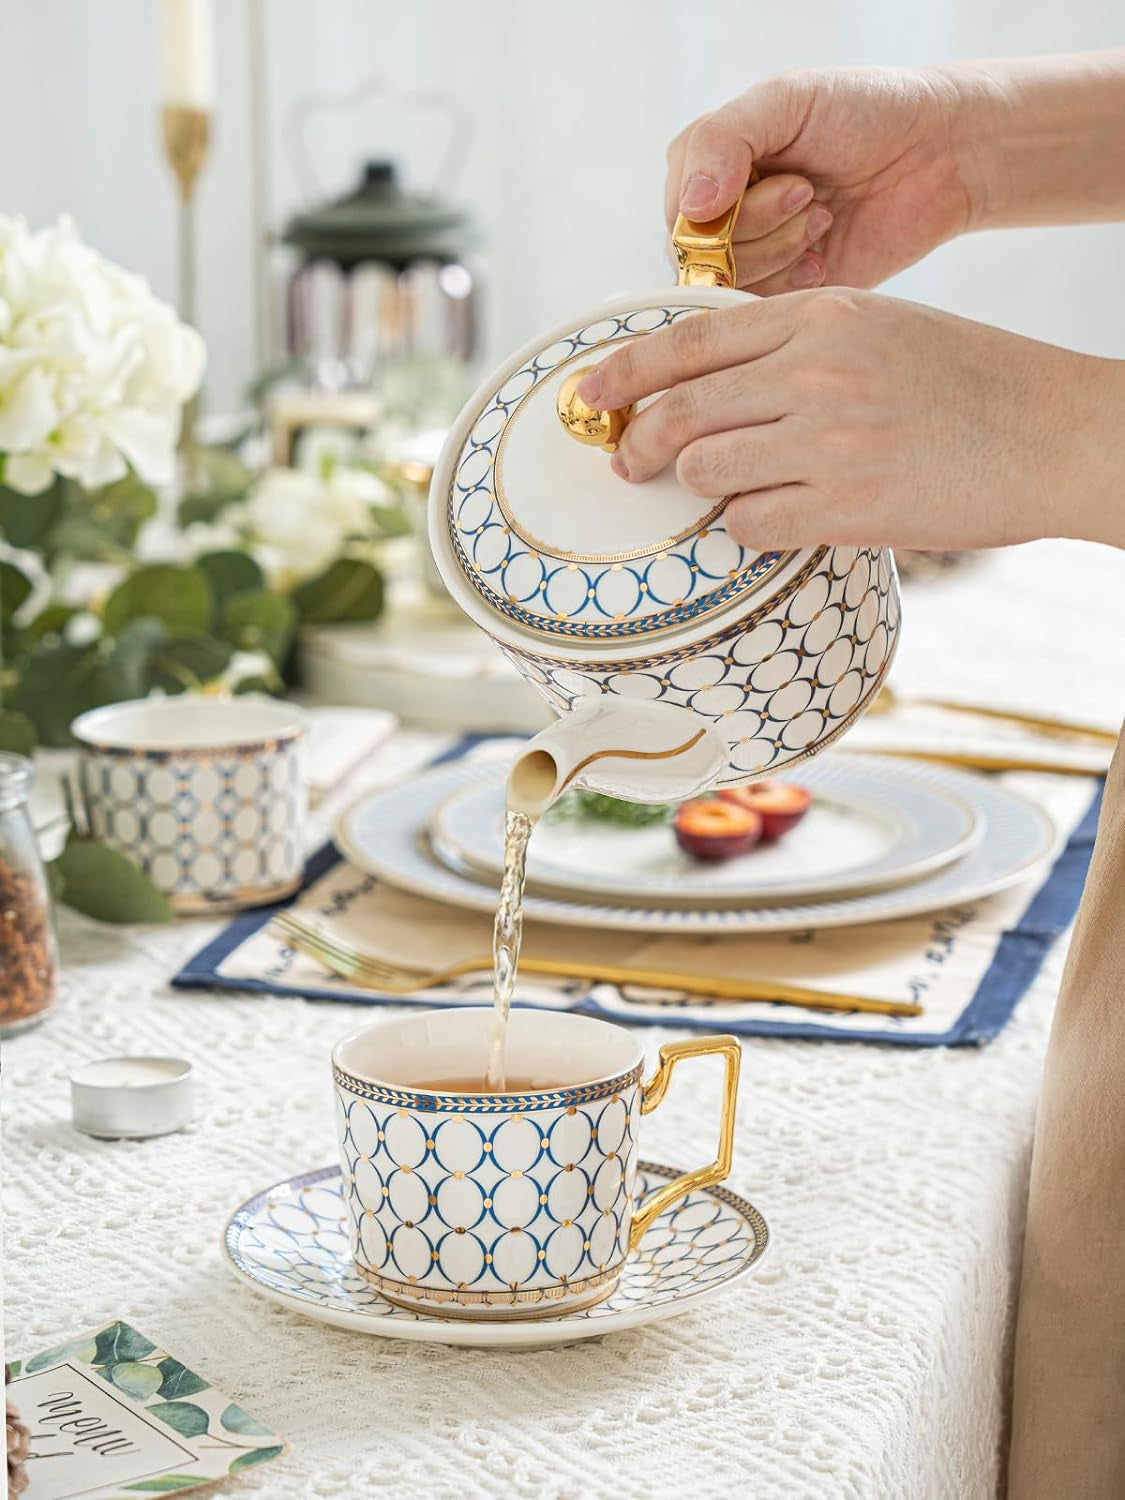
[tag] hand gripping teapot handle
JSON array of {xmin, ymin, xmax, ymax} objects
[{"xmin": 557, "ymin": 171, "xmax": 759, "ymax": 450}]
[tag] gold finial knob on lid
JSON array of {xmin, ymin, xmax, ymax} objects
[{"xmin": 556, "ymin": 367, "xmax": 636, "ymax": 452}]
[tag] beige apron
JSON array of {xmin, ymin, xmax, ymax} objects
[{"xmin": 1008, "ymin": 729, "xmax": 1125, "ymax": 1497}]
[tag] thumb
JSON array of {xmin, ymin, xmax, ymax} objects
[{"xmin": 678, "ymin": 76, "xmax": 809, "ymax": 219}]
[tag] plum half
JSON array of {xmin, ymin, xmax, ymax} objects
[
  {"xmin": 718, "ymin": 782, "xmax": 812, "ymax": 842},
  {"xmin": 674, "ymin": 799, "xmax": 763, "ymax": 861}
]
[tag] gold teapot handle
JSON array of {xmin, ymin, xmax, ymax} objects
[
  {"xmin": 628, "ymin": 1034, "xmax": 742, "ymax": 1251},
  {"xmin": 558, "ymin": 172, "xmax": 757, "ymax": 449}
]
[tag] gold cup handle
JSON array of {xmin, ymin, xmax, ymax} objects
[
  {"xmin": 628, "ymin": 1034, "xmax": 742, "ymax": 1251},
  {"xmin": 558, "ymin": 171, "xmax": 757, "ymax": 449}
]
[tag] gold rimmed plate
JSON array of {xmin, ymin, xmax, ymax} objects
[{"xmin": 430, "ymin": 754, "xmax": 982, "ymax": 907}]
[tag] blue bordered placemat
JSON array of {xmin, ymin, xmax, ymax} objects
[{"xmin": 172, "ymin": 735, "xmax": 1103, "ymax": 1047}]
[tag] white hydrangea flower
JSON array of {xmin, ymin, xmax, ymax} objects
[{"xmin": 0, "ymin": 215, "xmax": 205, "ymax": 495}]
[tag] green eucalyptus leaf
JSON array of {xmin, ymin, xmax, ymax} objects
[
  {"xmin": 369, "ymin": 500, "xmax": 412, "ymax": 539},
  {"xmin": 11, "ymin": 640, "xmax": 127, "ymax": 747},
  {"xmin": 0, "ymin": 477, "xmax": 66, "ymax": 548},
  {"xmin": 92, "ymin": 1322, "xmax": 157, "ymax": 1367},
  {"xmin": 52, "ymin": 833, "xmax": 174, "ymax": 925},
  {"xmin": 24, "ymin": 1337, "xmax": 99, "ymax": 1374},
  {"xmin": 291, "ymin": 558, "xmax": 384, "ymax": 624},
  {"xmin": 196, "ymin": 550, "xmax": 264, "ymax": 608},
  {"xmin": 110, "ymin": 617, "xmax": 169, "ymax": 699},
  {"xmin": 108, "ymin": 1361, "xmax": 164, "ymax": 1399},
  {"xmin": 144, "ymin": 635, "xmax": 233, "ymax": 694},
  {"xmin": 0, "ymin": 709, "xmax": 36, "ymax": 755},
  {"xmin": 229, "ymin": 1445, "xmax": 284, "ymax": 1474},
  {"xmin": 147, "ymin": 1401, "xmax": 210, "ymax": 1439},
  {"xmin": 220, "ymin": 1402, "xmax": 271, "ymax": 1435},
  {"xmin": 21, "ymin": 604, "xmax": 79, "ymax": 647},
  {"xmin": 93, "ymin": 472, "xmax": 158, "ymax": 527},
  {"xmin": 156, "ymin": 1357, "xmax": 209, "ymax": 1400},
  {"xmin": 231, "ymin": 674, "xmax": 276, "ymax": 696},
  {"xmin": 124, "ymin": 1477, "xmax": 204, "ymax": 1493},
  {"xmin": 44, "ymin": 473, "xmax": 158, "ymax": 562},
  {"xmin": 103, "ymin": 565, "xmax": 213, "ymax": 639},
  {"xmin": 177, "ymin": 448, "xmax": 253, "ymax": 527},
  {"xmin": 221, "ymin": 590, "xmax": 296, "ymax": 666},
  {"xmin": 0, "ymin": 560, "xmax": 33, "ymax": 622}
]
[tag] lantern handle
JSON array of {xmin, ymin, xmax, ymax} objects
[{"xmin": 283, "ymin": 75, "xmax": 475, "ymax": 205}]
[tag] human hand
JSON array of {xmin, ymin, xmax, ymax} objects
[
  {"xmin": 577, "ymin": 291, "xmax": 1124, "ymax": 550},
  {"xmin": 666, "ymin": 66, "xmax": 982, "ymax": 294}
]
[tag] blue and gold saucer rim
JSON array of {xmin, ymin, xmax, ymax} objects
[
  {"xmin": 223, "ymin": 1160, "xmax": 770, "ymax": 1301},
  {"xmin": 332, "ymin": 1061, "xmax": 644, "ymax": 1114}
]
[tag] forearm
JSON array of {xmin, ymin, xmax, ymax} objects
[
  {"xmin": 1050, "ymin": 354, "xmax": 1125, "ymax": 549},
  {"xmin": 934, "ymin": 51, "xmax": 1125, "ymax": 230}
]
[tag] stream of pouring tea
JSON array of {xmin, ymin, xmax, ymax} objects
[{"xmin": 486, "ymin": 808, "xmax": 535, "ymax": 1090}]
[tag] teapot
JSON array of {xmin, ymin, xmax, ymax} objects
[{"xmin": 428, "ymin": 199, "xmax": 900, "ymax": 815}]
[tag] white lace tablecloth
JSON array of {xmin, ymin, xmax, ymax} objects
[{"xmin": 5, "ymin": 540, "xmax": 1125, "ymax": 1500}]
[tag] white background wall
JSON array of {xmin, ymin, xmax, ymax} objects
[{"xmin": 2, "ymin": 0, "xmax": 1123, "ymax": 414}]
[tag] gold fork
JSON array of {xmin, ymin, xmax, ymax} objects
[
  {"xmin": 872, "ymin": 684, "xmax": 1119, "ymax": 745},
  {"xmin": 270, "ymin": 910, "xmax": 923, "ymax": 1018}
]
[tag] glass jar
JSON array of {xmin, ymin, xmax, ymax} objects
[{"xmin": 0, "ymin": 753, "xmax": 57, "ymax": 1036}]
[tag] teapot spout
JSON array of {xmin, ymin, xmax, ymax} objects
[{"xmin": 507, "ymin": 699, "xmax": 728, "ymax": 819}]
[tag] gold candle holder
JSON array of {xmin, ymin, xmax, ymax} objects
[{"xmin": 162, "ymin": 104, "xmax": 211, "ymax": 457}]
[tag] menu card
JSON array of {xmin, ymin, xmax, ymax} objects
[{"xmin": 8, "ymin": 1321, "xmax": 286, "ymax": 1498}]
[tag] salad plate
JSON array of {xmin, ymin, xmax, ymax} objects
[
  {"xmin": 334, "ymin": 756, "xmax": 1061, "ymax": 935},
  {"xmin": 223, "ymin": 1162, "xmax": 769, "ymax": 1350},
  {"xmin": 431, "ymin": 755, "xmax": 981, "ymax": 906}
]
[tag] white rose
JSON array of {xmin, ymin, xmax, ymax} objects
[{"xmin": 240, "ymin": 466, "xmax": 378, "ymax": 586}]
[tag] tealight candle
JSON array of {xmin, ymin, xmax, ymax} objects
[{"xmin": 70, "ymin": 1056, "xmax": 194, "ymax": 1140}]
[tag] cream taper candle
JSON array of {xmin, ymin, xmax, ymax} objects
[{"xmin": 159, "ymin": 0, "xmax": 215, "ymax": 109}]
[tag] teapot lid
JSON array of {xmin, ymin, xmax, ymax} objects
[
  {"xmin": 431, "ymin": 284, "xmax": 787, "ymax": 647},
  {"xmin": 282, "ymin": 160, "xmax": 478, "ymax": 270}
]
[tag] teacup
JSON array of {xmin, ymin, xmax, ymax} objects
[
  {"xmin": 332, "ymin": 1007, "xmax": 741, "ymax": 1319},
  {"xmin": 71, "ymin": 696, "xmax": 306, "ymax": 914}
]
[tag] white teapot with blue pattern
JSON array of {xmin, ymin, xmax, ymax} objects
[{"xmin": 429, "ymin": 202, "xmax": 900, "ymax": 814}]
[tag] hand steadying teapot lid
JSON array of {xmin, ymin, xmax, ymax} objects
[{"xmin": 429, "ymin": 190, "xmax": 900, "ymax": 792}]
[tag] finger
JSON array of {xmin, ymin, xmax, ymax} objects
[
  {"xmin": 576, "ymin": 300, "xmax": 797, "ymax": 412},
  {"xmin": 732, "ymin": 174, "xmax": 814, "ymax": 239},
  {"xmin": 615, "ymin": 367, "xmax": 790, "ymax": 485},
  {"xmin": 724, "ymin": 485, "xmax": 825, "ymax": 549},
  {"xmin": 747, "ymin": 250, "xmax": 827, "ymax": 298},
  {"xmin": 677, "ymin": 78, "xmax": 808, "ymax": 218},
  {"xmin": 675, "ymin": 425, "xmax": 800, "ymax": 501},
  {"xmin": 664, "ymin": 122, "xmax": 697, "ymax": 230},
  {"xmin": 733, "ymin": 203, "xmax": 831, "ymax": 289}
]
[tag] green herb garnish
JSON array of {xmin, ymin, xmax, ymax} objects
[{"xmin": 548, "ymin": 789, "xmax": 675, "ymax": 827}]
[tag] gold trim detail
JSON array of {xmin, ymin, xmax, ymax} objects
[
  {"xmin": 334, "ymin": 1063, "xmax": 643, "ymax": 1115},
  {"xmin": 558, "ymin": 727, "xmax": 709, "ymax": 793},
  {"xmin": 168, "ymin": 873, "xmax": 303, "ymax": 915},
  {"xmin": 357, "ymin": 1259, "xmax": 625, "ymax": 1314},
  {"xmin": 629, "ymin": 1036, "xmax": 741, "ymax": 1250}
]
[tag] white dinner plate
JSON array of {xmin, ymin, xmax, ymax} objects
[
  {"xmin": 223, "ymin": 1162, "xmax": 769, "ymax": 1350},
  {"xmin": 335, "ymin": 756, "xmax": 1061, "ymax": 936},
  {"xmin": 430, "ymin": 757, "xmax": 981, "ymax": 906}
]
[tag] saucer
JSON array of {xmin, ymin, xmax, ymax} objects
[{"xmin": 222, "ymin": 1162, "xmax": 770, "ymax": 1350}]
